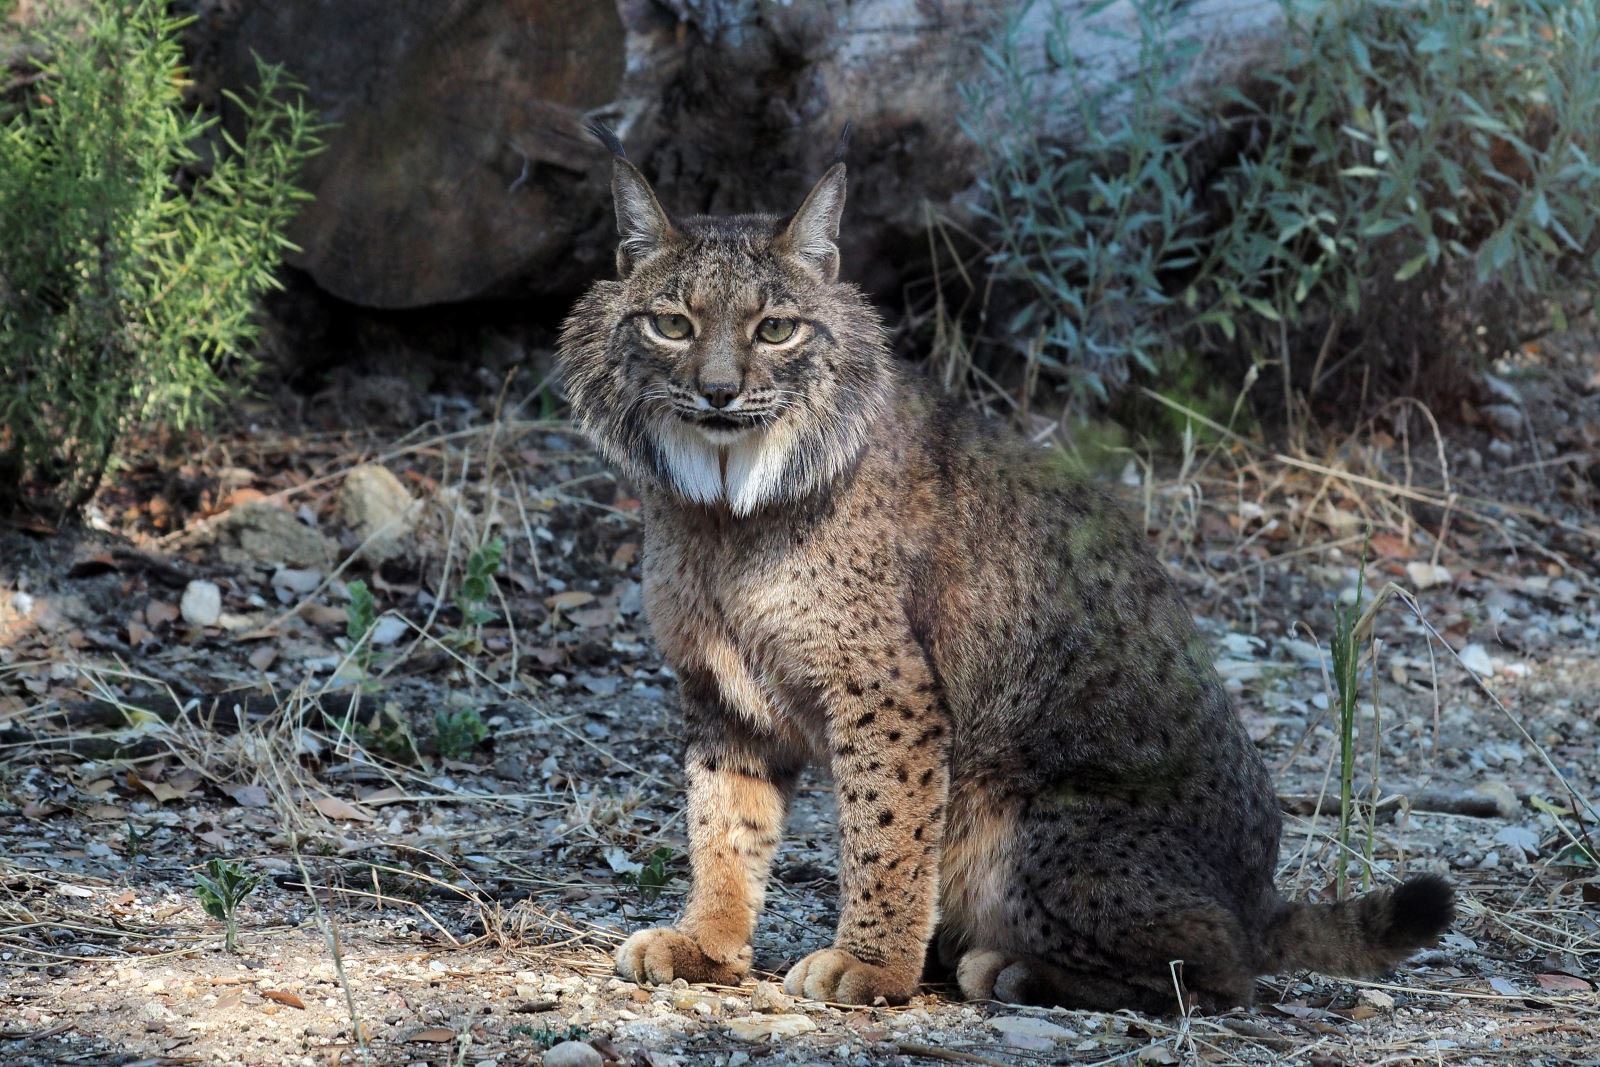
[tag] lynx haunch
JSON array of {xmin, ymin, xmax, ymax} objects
[{"xmin": 558, "ymin": 125, "xmax": 1453, "ymax": 1012}]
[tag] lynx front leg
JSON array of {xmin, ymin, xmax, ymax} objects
[
  {"xmin": 616, "ymin": 679, "xmax": 799, "ymax": 987},
  {"xmin": 786, "ymin": 641, "xmax": 950, "ymax": 1005}
]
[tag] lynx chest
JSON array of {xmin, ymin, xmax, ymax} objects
[{"xmin": 640, "ymin": 509, "xmax": 854, "ymax": 750}]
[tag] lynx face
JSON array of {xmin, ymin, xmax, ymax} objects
[{"xmin": 560, "ymin": 155, "xmax": 890, "ymax": 515}]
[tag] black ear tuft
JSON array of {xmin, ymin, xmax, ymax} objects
[
  {"xmin": 831, "ymin": 120, "xmax": 854, "ymax": 167},
  {"xmin": 780, "ymin": 163, "xmax": 847, "ymax": 283},
  {"xmin": 585, "ymin": 119, "xmax": 628, "ymax": 161}
]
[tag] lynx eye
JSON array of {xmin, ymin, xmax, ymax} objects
[
  {"xmin": 756, "ymin": 317, "xmax": 797, "ymax": 344},
  {"xmin": 651, "ymin": 313, "xmax": 693, "ymax": 341}
]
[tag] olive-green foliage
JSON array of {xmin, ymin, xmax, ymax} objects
[
  {"xmin": 455, "ymin": 536, "xmax": 505, "ymax": 628},
  {"xmin": 434, "ymin": 705, "xmax": 488, "ymax": 761},
  {"xmin": 194, "ymin": 857, "xmax": 262, "ymax": 954},
  {"xmin": 509, "ymin": 1025, "xmax": 590, "ymax": 1052},
  {"xmin": 0, "ymin": 0, "xmax": 320, "ymax": 518},
  {"xmin": 622, "ymin": 846, "xmax": 677, "ymax": 904},
  {"xmin": 1328, "ymin": 550, "xmax": 1369, "ymax": 900},
  {"xmin": 964, "ymin": 0, "xmax": 1600, "ymax": 408}
]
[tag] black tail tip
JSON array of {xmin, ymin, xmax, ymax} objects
[
  {"xmin": 585, "ymin": 119, "xmax": 627, "ymax": 160},
  {"xmin": 1389, "ymin": 874, "xmax": 1455, "ymax": 947}
]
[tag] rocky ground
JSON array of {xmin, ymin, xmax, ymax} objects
[{"xmin": 2, "ymin": 335, "xmax": 1598, "ymax": 1066}]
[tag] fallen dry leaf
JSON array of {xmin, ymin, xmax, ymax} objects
[
  {"xmin": 196, "ymin": 829, "xmax": 231, "ymax": 850},
  {"xmin": 128, "ymin": 769, "xmax": 201, "ymax": 804},
  {"xmin": 566, "ymin": 607, "xmax": 615, "ymax": 629},
  {"xmin": 404, "ymin": 1027, "xmax": 456, "ymax": 1043},
  {"xmin": 725, "ymin": 1014, "xmax": 817, "ymax": 1042},
  {"xmin": 145, "ymin": 600, "xmax": 180, "ymax": 627},
  {"xmin": 301, "ymin": 603, "xmax": 347, "ymax": 628},
  {"xmin": 545, "ymin": 590, "xmax": 596, "ymax": 611},
  {"xmin": 1535, "ymin": 973, "xmax": 1594, "ymax": 993},
  {"xmin": 225, "ymin": 784, "xmax": 271, "ymax": 808},
  {"xmin": 310, "ymin": 795, "xmax": 374, "ymax": 822},
  {"xmin": 260, "ymin": 990, "xmax": 306, "ymax": 1009},
  {"xmin": 1368, "ymin": 532, "xmax": 1410, "ymax": 559},
  {"xmin": 222, "ymin": 487, "xmax": 268, "ymax": 510}
]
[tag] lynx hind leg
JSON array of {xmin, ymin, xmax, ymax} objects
[
  {"xmin": 967, "ymin": 805, "xmax": 1260, "ymax": 1013},
  {"xmin": 956, "ymin": 948, "xmax": 1150, "ymax": 1010}
]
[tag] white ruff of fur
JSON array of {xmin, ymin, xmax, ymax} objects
[{"xmin": 653, "ymin": 421, "xmax": 814, "ymax": 516}]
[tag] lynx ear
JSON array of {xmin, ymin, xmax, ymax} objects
[
  {"xmin": 780, "ymin": 163, "xmax": 847, "ymax": 282},
  {"xmin": 610, "ymin": 159, "xmax": 673, "ymax": 274},
  {"xmin": 587, "ymin": 121, "xmax": 673, "ymax": 275}
]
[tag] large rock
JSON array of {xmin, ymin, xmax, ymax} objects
[
  {"xmin": 214, "ymin": 0, "xmax": 626, "ymax": 308},
  {"xmin": 208, "ymin": 0, "xmax": 1296, "ymax": 310}
]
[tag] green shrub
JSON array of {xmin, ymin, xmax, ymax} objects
[
  {"xmin": 0, "ymin": 0, "xmax": 320, "ymax": 519},
  {"xmin": 961, "ymin": 0, "xmax": 1600, "ymax": 412}
]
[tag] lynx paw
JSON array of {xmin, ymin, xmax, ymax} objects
[
  {"xmin": 783, "ymin": 948, "xmax": 915, "ymax": 1005},
  {"xmin": 954, "ymin": 948, "xmax": 1010, "ymax": 1000},
  {"xmin": 956, "ymin": 948, "xmax": 1068, "ymax": 1006},
  {"xmin": 614, "ymin": 927, "xmax": 752, "ymax": 987}
]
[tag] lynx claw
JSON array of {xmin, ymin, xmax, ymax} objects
[
  {"xmin": 614, "ymin": 927, "xmax": 751, "ymax": 986},
  {"xmin": 783, "ymin": 947, "xmax": 915, "ymax": 1005}
]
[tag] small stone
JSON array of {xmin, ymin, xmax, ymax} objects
[
  {"xmin": 1482, "ymin": 374, "xmax": 1523, "ymax": 406},
  {"xmin": 669, "ymin": 987, "xmax": 717, "ymax": 1014},
  {"xmin": 1359, "ymin": 988, "xmax": 1396, "ymax": 1011},
  {"xmin": 369, "ymin": 615, "xmax": 408, "ymax": 646},
  {"xmin": 180, "ymin": 580, "xmax": 222, "ymax": 627},
  {"xmin": 1458, "ymin": 643, "xmax": 1496, "ymax": 677},
  {"xmin": 271, "ymin": 567, "xmax": 323, "ymax": 597},
  {"xmin": 540, "ymin": 1040, "xmax": 602, "ymax": 1067},
  {"xmin": 222, "ymin": 503, "xmax": 334, "ymax": 567},
  {"xmin": 1480, "ymin": 403, "xmax": 1524, "ymax": 436},
  {"xmin": 1404, "ymin": 562, "xmax": 1452, "ymax": 590},
  {"xmin": 750, "ymin": 981, "xmax": 794, "ymax": 1014},
  {"xmin": 1494, "ymin": 825, "xmax": 1541, "ymax": 862},
  {"xmin": 725, "ymin": 1014, "xmax": 818, "ymax": 1042},
  {"xmin": 337, "ymin": 463, "xmax": 417, "ymax": 564},
  {"xmin": 987, "ymin": 1015, "xmax": 1076, "ymax": 1051}
]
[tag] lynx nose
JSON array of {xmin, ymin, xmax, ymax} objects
[{"xmin": 699, "ymin": 383, "xmax": 740, "ymax": 410}]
